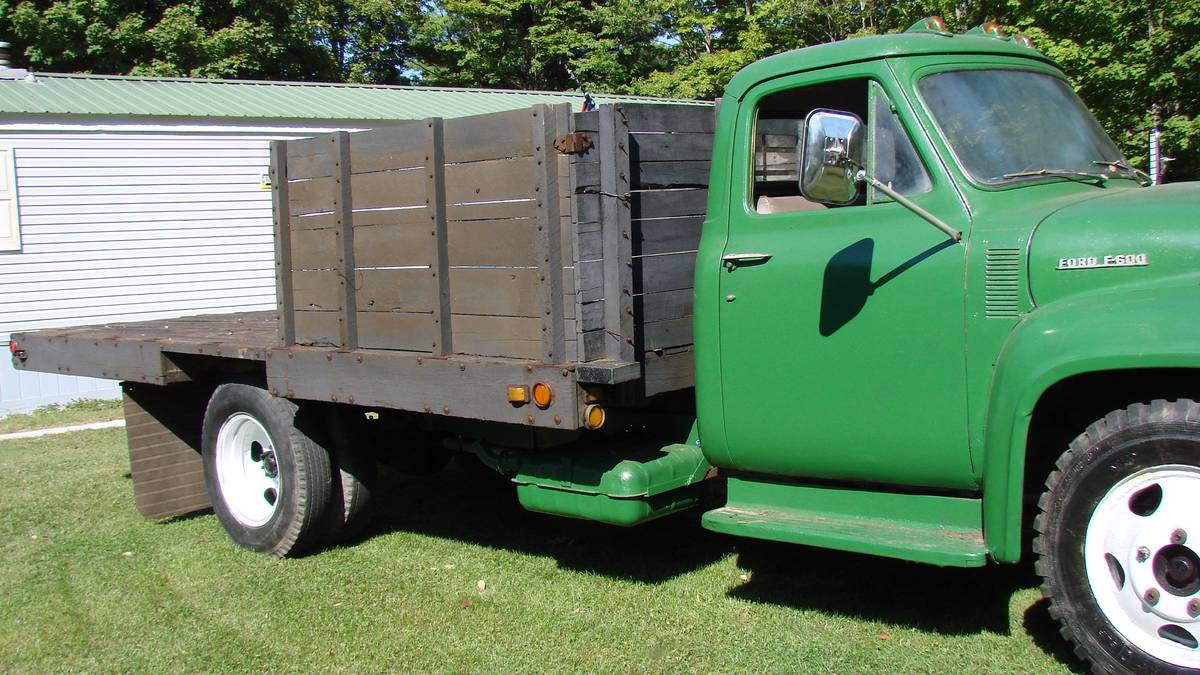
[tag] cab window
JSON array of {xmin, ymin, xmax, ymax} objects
[{"xmin": 751, "ymin": 78, "xmax": 930, "ymax": 214}]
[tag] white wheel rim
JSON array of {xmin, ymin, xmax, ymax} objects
[
  {"xmin": 1084, "ymin": 464, "xmax": 1200, "ymax": 667},
  {"xmin": 214, "ymin": 413, "xmax": 282, "ymax": 527}
]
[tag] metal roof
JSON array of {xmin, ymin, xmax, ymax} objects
[{"xmin": 0, "ymin": 71, "xmax": 703, "ymax": 120}]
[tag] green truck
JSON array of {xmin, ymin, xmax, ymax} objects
[{"xmin": 12, "ymin": 17, "xmax": 1199, "ymax": 673}]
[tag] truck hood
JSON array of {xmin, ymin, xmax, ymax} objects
[{"xmin": 1028, "ymin": 182, "xmax": 1200, "ymax": 306}]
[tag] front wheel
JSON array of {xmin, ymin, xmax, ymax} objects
[
  {"xmin": 1036, "ymin": 399, "xmax": 1200, "ymax": 673},
  {"xmin": 202, "ymin": 383, "xmax": 332, "ymax": 557}
]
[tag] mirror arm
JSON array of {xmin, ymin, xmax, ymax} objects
[{"xmin": 853, "ymin": 169, "xmax": 961, "ymax": 242}]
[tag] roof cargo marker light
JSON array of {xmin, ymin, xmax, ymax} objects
[
  {"xmin": 967, "ymin": 21, "xmax": 1007, "ymax": 39},
  {"xmin": 1011, "ymin": 34, "xmax": 1036, "ymax": 48},
  {"xmin": 906, "ymin": 16, "xmax": 952, "ymax": 36}
]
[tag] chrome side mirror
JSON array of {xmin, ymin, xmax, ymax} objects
[{"xmin": 799, "ymin": 109, "xmax": 865, "ymax": 205}]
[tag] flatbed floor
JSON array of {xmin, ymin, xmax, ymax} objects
[{"xmin": 11, "ymin": 311, "xmax": 621, "ymax": 429}]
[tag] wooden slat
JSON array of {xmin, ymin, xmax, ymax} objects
[
  {"xmin": 447, "ymin": 219, "xmax": 537, "ymax": 266},
  {"xmin": 350, "ymin": 169, "xmax": 426, "ymax": 211},
  {"xmin": 631, "ymin": 132, "xmax": 714, "ymax": 162},
  {"xmin": 290, "ymin": 228, "xmax": 338, "ymax": 271},
  {"xmin": 623, "ymin": 104, "xmax": 716, "ymax": 133},
  {"xmin": 270, "ymin": 141, "xmax": 295, "ymax": 345},
  {"xmin": 446, "ymin": 199, "xmax": 537, "ymax": 222},
  {"xmin": 289, "ymin": 176, "xmax": 336, "ymax": 216},
  {"xmin": 643, "ymin": 346, "xmax": 695, "ymax": 396},
  {"xmin": 347, "ymin": 122, "xmax": 427, "ymax": 173},
  {"xmin": 426, "ymin": 118, "xmax": 453, "ymax": 355},
  {"xmin": 333, "ymin": 132, "xmax": 357, "ymax": 349},
  {"xmin": 357, "ymin": 312, "xmax": 437, "ymax": 351},
  {"xmin": 634, "ymin": 214, "xmax": 703, "ymax": 256},
  {"xmin": 294, "ymin": 310, "xmax": 341, "ymax": 346},
  {"xmin": 450, "ymin": 268, "xmax": 541, "ymax": 317},
  {"xmin": 356, "ymin": 269, "xmax": 434, "ymax": 313},
  {"xmin": 576, "ymin": 159, "xmax": 711, "ymax": 191},
  {"xmin": 635, "ymin": 252, "xmax": 697, "ymax": 294},
  {"xmin": 445, "ymin": 157, "xmax": 535, "ymax": 204},
  {"xmin": 452, "ymin": 315, "xmax": 542, "ymax": 360},
  {"xmin": 533, "ymin": 104, "xmax": 567, "ymax": 363},
  {"xmin": 632, "ymin": 189, "xmax": 709, "ymax": 220},
  {"xmin": 293, "ymin": 269, "xmax": 342, "ymax": 311},
  {"xmin": 443, "ymin": 108, "xmax": 535, "ymax": 163},
  {"xmin": 599, "ymin": 104, "xmax": 635, "ymax": 362},
  {"xmin": 643, "ymin": 317, "xmax": 692, "ymax": 350},
  {"xmin": 353, "ymin": 223, "xmax": 435, "ymax": 268}
]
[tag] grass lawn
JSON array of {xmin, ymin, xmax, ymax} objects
[
  {"xmin": 0, "ymin": 426, "xmax": 1082, "ymax": 672},
  {"xmin": 0, "ymin": 398, "xmax": 123, "ymax": 434}
]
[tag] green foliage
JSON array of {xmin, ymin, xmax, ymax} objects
[{"xmin": 0, "ymin": 0, "xmax": 1196, "ymax": 178}]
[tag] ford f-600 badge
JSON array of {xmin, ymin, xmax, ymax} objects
[{"xmin": 1057, "ymin": 254, "xmax": 1149, "ymax": 270}]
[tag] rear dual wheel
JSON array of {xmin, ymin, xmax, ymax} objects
[
  {"xmin": 202, "ymin": 383, "xmax": 371, "ymax": 556},
  {"xmin": 1037, "ymin": 399, "xmax": 1200, "ymax": 673}
]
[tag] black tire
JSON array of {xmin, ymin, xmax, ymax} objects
[
  {"xmin": 201, "ymin": 383, "xmax": 332, "ymax": 557},
  {"xmin": 318, "ymin": 408, "xmax": 375, "ymax": 545},
  {"xmin": 1035, "ymin": 399, "xmax": 1200, "ymax": 674}
]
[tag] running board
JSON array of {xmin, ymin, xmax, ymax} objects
[{"xmin": 702, "ymin": 477, "xmax": 987, "ymax": 567}]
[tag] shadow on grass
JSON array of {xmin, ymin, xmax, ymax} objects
[
  {"xmin": 346, "ymin": 460, "xmax": 733, "ymax": 584},
  {"xmin": 1023, "ymin": 597, "xmax": 1088, "ymax": 672}
]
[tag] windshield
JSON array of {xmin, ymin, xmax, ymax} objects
[{"xmin": 920, "ymin": 69, "xmax": 1127, "ymax": 185}]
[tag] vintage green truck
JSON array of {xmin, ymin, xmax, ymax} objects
[{"xmin": 12, "ymin": 17, "xmax": 1199, "ymax": 673}]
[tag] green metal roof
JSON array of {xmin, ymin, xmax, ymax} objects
[{"xmin": 0, "ymin": 72, "xmax": 703, "ymax": 120}]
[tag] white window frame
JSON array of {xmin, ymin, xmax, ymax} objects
[{"xmin": 0, "ymin": 146, "xmax": 20, "ymax": 251}]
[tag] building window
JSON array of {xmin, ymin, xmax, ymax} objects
[{"xmin": 0, "ymin": 147, "xmax": 19, "ymax": 251}]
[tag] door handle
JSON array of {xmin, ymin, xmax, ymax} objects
[{"xmin": 722, "ymin": 252, "xmax": 772, "ymax": 269}]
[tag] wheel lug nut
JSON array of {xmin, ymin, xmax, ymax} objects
[
  {"xmin": 1144, "ymin": 588, "xmax": 1161, "ymax": 606},
  {"xmin": 1137, "ymin": 546, "xmax": 1151, "ymax": 563},
  {"xmin": 1172, "ymin": 529, "xmax": 1188, "ymax": 545},
  {"xmin": 1189, "ymin": 598, "xmax": 1200, "ymax": 617}
]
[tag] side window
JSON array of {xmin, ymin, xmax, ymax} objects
[
  {"xmin": 750, "ymin": 78, "xmax": 931, "ymax": 214},
  {"xmin": 869, "ymin": 82, "xmax": 931, "ymax": 200},
  {"xmin": 752, "ymin": 79, "xmax": 868, "ymax": 214},
  {"xmin": 0, "ymin": 147, "xmax": 19, "ymax": 251}
]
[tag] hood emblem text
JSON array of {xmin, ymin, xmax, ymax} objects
[{"xmin": 1057, "ymin": 254, "xmax": 1149, "ymax": 270}]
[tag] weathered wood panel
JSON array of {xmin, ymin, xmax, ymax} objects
[
  {"xmin": 449, "ymin": 268, "xmax": 541, "ymax": 317},
  {"xmin": 123, "ymin": 381, "xmax": 213, "ymax": 519},
  {"xmin": 356, "ymin": 269, "xmax": 434, "ymax": 313},
  {"xmin": 624, "ymin": 104, "xmax": 715, "ymax": 133},
  {"xmin": 643, "ymin": 346, "xmax": 695, "ymax": 396},
  {"xmin": 270, "ymin": 141, "xmax": 295, "ymax": 345},
  {"xmin": 292, "ymin": 269, "xmax": 342, "ymax": 311},
  {"xmin": 452, "ymin": 315, "xmax": 542, "ymax": 360},
  {"xmin": 447, "ymin": 219, "xmax": 538, "ymax": 266},
  {"xmin": 635, "ymin": 252, "xmax": 697, "ymax": 294},
  {"xmin": 445, "ymin": 157, "xmax": 535, "ymax": 204},
  {"xmin": 347, "ymin": 123, "xmax": 426, "ymax": 174},
  {"xmin": 357, "ymin": 311, "xmax": 436, "ymax": 351},
  {"xmin": 629, "ymin": 132, "xmax": 714, "ymax": 162},
  {"xmin": 350, "ymin": 169, "xmax": 425, "ymax": 211},
  {"xmin": 443, "ymin": 108, "xmax": 535, "ymax": 163},
  {"xmin": 353, "ymin": 223, "xmax": 435, "ymax": 268},
  {"xmin": 290, "ymin": 228, "xmax": 338, "ymax": 271}
]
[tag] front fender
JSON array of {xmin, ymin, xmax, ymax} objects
[{"xmin": 982, "ymin": 284, "xmax": 1200, "ymax": 562}]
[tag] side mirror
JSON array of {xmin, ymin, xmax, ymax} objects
[{"xmin": 799, "ymin": 109, "xmax": 865, "ymax": 205}]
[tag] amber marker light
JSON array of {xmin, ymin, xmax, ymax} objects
[
  {"xmin": 584, "ymin": 404, "xmax": 606, "ymax": 430},
  {"xmin": 927, "ymin": 15, "xmax": 947, "ymax": 32},
  {"xmin": 982, "ymin": 20, "xmax": 1005, "ymax": 38},
  {"xmin": 532, "ymin": 382, "xmax": 553, "ymax": 409},
  {"xmin": 506, "ymin": 385, "xmax": 530, "ymax": 405},
  {"xmin": 1012, "ymin": 34, "xmax": 1035, "ymax": 48}
]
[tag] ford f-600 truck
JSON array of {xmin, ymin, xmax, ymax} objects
[{"xmin": 12, "ymin": 18, "xmax": 1200, "ymax": 673}]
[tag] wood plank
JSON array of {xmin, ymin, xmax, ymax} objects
[
  {"xmin": 577, "ymin": 159, "xmax": 711, "ymax": 190},
  {"xmin": 452, "ymin": 315, "xmax": 542, "ymax": 360},
  {"xmin": 450, "ymin": 268, "xmax": 541, "ymax": 317},
  {"xmin": 294, "ymin": 310, "xmax": 342, "ymax": 346},
  {"xmin": 642, "ymin": 346, "xmax": 695, "ymax": 396},
  {"xmin": 635, "ymin": 252, "xmax": 697, "ymax": 294},
  {"xmin": 446, "ymin": 199, "xmax": 536, "ymax": 222},
  {"xmin": 347, "ymin": 122, "xmax": 427, "ymax": 173},
  {"xmin": 333, "ymin": 132, "xmax": 357, "ymax": 349},
  {"xmin": 622, "ymin": 104, "xmax": 716, "ymax": 133},
  {"xmin": 630, "ymin": 132, "xmax": 714, "ymax": 162},
  {"xmin": 634, "ymin": 214, "xmax": 703, "ymax": 256},
  {"xmin": 270, "ymin": 141, "xmax": 295, "ymax": 346},
  {"xmin": 599, "ymin": 104, "xmax": 635, "ymax": 363},
  {"xmin": 637, "ymin": 288, "xmax": 693, "ymax": 322},
  {"xmin": 631, "ymin": 188, "xmax": 709, "ymax": 220},
  {"xmin": 290, "ymin": 228, "xmax": 338, "ymax": 271},
  {"xmin": 353, "ymin": 223, "xmax": 436, "ymax": 268},
  {"xmin": 356, "ymin": 269, "xmax": 434, "ymax": 313},
  {"xmin": 533, "ymin": 103, "xmax": 568, "ymax": 363},
  {"xmin": 289, "ymin": 176, "xmax": 336, "ymax": 216},
  {"xmin": 350, "ymin": 169, "xmax": 426, "ymax": 210},
  {"xmin": 293, "ymin": 269, "xmax": 342, "ymax": 311},
  {"xmin": 443, "ymin": 108, "xmax": 535, "ymax": 163},
  {"xmin": 642, "ymin": 316, "xmax": 692, "ymax": 350},
  {"xmin": 447, "ymin": 218, "xmax": 538, "ymax": 266},
  {"xmin": 574, "ymin": 110, "xmax": 599, "ymax": 133},
  {"xmin": 349, "ymin": 206, "xmax": 427, "ymax": 228},
  {"xmin": 425, "ymin": 118, "xmax": 453, "ymax": 355},
  {"xmin": 445, "ymin": 157, "xmax": 536, "ymax": 204},
  {"xmin": 357, "ymin": 311, "xmax": 436, "ymax": 351}
]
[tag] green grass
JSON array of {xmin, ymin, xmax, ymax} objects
[
  {"xmin": 0, "ymin": 427, "xmax": 1082, "ymax": 672},
  {"xmin": 0, "ymin": 398, "xmax": 122, "ymax": 434}
]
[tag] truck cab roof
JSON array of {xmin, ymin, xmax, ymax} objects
[{"xmin": 724, "ymin": 32, "xmax": 1059, "ymax": 101}]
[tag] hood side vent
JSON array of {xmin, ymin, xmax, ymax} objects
[{"xmin": 985, "ymin": 248, "xmax": 1021, "ymax": 318}]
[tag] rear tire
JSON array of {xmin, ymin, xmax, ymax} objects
[
  {"xmin": 1036, "ymin": 399, "xmax": 1200, "ymax": 673},
  {"xmin": 319, "ymin": 408, "xmax": 375, "ymax": 545},
  {"xmin": 202, "ymin": 383, "xmax": 332, "ymax": 557}
]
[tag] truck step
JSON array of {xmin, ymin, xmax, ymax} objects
[{"xmin": 702, "ymin": 477, "xmax": 987, "ymax": 567}]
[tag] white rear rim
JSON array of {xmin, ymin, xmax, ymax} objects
[
  {"xmin": 1084, "ymin": 464, "xmax": 1200, "ymax": 667},
  {"xmin": 215, "ymin": 413, "xmax": 282, "ymax": 527}
]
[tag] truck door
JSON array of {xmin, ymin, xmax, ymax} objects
[{"xmin": 716, "ymin": 71, "xmax": 975, "ymax": 490}]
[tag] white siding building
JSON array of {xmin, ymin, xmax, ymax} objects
[{"xmin": 0, "ymin": 68, "xmax": 668, "ymax": 413}]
